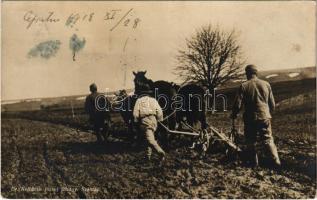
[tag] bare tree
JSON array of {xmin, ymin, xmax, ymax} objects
[{"xmin": 175, "ymin": 25, "xmax": 245, "ymax": 90}]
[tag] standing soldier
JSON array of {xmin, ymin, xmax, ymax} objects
[
  {"xmin": 85, "ymin": 83, "xmax": 110, "ymax": 143},
  {"xmin": 133, "ymin": 84, "xmax": 166, "ymax": 162},
  {"xmin": 231, "ymin": 64, "xmax": 281, "ymax": 168}
]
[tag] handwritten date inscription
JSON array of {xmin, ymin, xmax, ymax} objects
[
  {"xmin": 23, "ymin": 9, "xmax": 141, "ymax": 31},
  {"xmin": 24, "ymin": 11, "xmax": 60, "ymax": 29},
  {"xmin": 103, "ymin": 8, "xmax": 141, "ymax": 31}
]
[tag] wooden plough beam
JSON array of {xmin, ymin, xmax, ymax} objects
[{"xmin": 158, "ymin": 121, "xmax": 200, "ymax": 136}]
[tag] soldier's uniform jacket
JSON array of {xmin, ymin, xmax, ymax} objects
[
  {"xmin": 133, "ymin": 96, "xmax": 163, "ymax": 131},
  {"xmin": 232, "ymin": 77, "xmax": 275, "ymax": 120},
  {"xmin": 85, "ymin": 92, "xmax": 109, "ymax": 125},
  {"xmin": 85, "ymin": 92, "xmax": 102, "ymax": 115}
]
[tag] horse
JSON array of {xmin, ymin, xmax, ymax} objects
[
  {"xmin": 133, "ymin": 71, "xmax": 177, "ymax": 130},
  {"xmin": 175, "ymin": 83, "xmax": 208, "ymax": 131},
  {"xmin": 132, "ymin": 71, "xmax": 209, "ymax": 147},
  {"xmin": 133, "ymin": 71, "xmax": 178, "ymax": 147}
]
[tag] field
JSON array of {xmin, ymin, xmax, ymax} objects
[{"xmin": 1, "ymin": 78, "xmax": 316, "ymax": 198}]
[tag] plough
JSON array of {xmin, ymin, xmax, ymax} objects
[{"xmin": 158, "ymin": 119, "xmax": 242, "ymax": 153}]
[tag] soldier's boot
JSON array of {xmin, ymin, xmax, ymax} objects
[
  {"xmin": 159, "ymin": 150, "xmax": 165, "ymax": 159},
  {"xmin": 155, "ymin": 147, "xmax": 166, "ymax": 161},
  {"xmin": 100, "ymin": 128, "xmax": 109, "ymax": 143},
  {"xmin": 158, "ymin": 151, "xmax": 166, "ymax": 167},
  {"xmin": 96, "ymin": 136, "xmax": 103, "ymax": 143},
  {"xmin": 265, "ymin": 142, "xmax": 281, "ymax": 169},
  {"xmin": 95, "ymin": 131, "xmax": 104, "ymax": 143}
]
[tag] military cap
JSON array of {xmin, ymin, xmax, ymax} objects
[
  {"xmin": 89, "ymin": 83, "xmax": 97, "ymax": 92},
  {"xmin": 245, "ymin": 64, "xmax": 258, "ymax": 74}
]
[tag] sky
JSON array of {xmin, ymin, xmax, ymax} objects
[{"xmin": 2, "ymin": 1, "xmax": 316, "ymax": 100}]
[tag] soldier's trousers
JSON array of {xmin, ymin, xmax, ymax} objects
[
  {"xmin": 144, "ymin": 128, "xmax": 165, "ymax": 159},
  {"xmin": 244, "ymin": 119, "xmax": 281, "ymax": 166},
  {"xmin": 91, "ymin": 116, "xmax": 108, "ymax": 142}
]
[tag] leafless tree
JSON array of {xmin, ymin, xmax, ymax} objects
[{"xmin": 175, "ymin": 25, "xmax": 245, "ymax": 90}]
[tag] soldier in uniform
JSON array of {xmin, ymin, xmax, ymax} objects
[
  {"xmin": 231, "ymin": 65, "xmax": 281, "ymax": 168},
  {"xmin": 133, "ymin": 84, "xmax": 166, "ymax": 162},
  {"xmin": 85, "ymin": 83, "xmax": 110, "ymax": 143}
]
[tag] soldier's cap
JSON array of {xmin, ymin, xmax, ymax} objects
[
  {"xmin": 245, "ymin": 64, "xmax": 258, "ymax": 74},
  {"xmin": 90, "ymin": 83, "xmax": 97, "ymax": 92}
]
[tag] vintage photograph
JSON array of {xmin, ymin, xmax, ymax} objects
[{"xmin": 1, "ymin": 1, "xmax": 316, "ymax": 198}]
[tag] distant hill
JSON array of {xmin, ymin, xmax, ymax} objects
[
  {"xmin": 223, "ymin": 66, "xmax": 315, "ymax": 88},
  {"xmin": 258, "ymin": 66, "xmax": 315, "ymax": 82},
  {"xmin": 1, "ymin": 67, "xmax": 315, "ymax": 112},
  {"xmin": 1, "ymin": 89, "xmax": 134, "ymax": 112}
]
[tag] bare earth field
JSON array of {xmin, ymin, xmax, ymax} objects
[{"xmin": 1, "ymin": 80, "xmax": 316, "ymax": 198}]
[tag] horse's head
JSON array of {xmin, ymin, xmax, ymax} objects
[
  {"xmin": 118, "ymin": 89, "xmax": 128, "ymax": 97},
  {"xmin": 133, "ymin": 70, "xmax": 153, "ymax": 94},
  {"xmin": 133, "ymin": 70, "xmax": 148, "ymax": 86}
]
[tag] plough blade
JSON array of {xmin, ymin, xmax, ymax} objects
[
  {"xmin": 209, "ymin": 126, "xmax": 242, "ymax": 152},
  {"xmin": 158, "ymin": 121, "xmax": 241, "ymax": 152}
]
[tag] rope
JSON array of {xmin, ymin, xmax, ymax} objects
[
  {"xmin": 158, "ymin": 121, "xmax": 200, "ymax": 136},
  {"xmin": 162, "ymin": 110, "xmax": 177, "ymax": 121}
]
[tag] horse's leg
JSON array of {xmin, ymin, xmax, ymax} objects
[
  {"xmin": 201, "ymin": 101, "xmax": 208, "ymax": 130},
  {"xmin": 200, "ymin": 111, "xmax": 208, "ymax": 130},
  {"xmin": 127, "ymin": 121, "xmax": 135, "ymax": 142},
  {"xmin": 94, "ymin": 124, "xmax": 103, "ymax": 143},
  {"xmin": 175, "ymin": 111, "xmax": 183, "ymax": 130},
  {"xmin": 166, "ymin": 112, "xmax": 177, "ymax": 148},
  {"xmin": 168, "ymin": 110, "xmax": 177, "ymax": 130},
  {"xmin": 156, "ymin": 125, "xmax": 168, "ymax": 150},
  {"xmin": 101, "ymin": 119, "xmax": 110, "ymax": 142}
]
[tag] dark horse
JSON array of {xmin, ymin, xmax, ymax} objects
[
  {"xmin": 131, "ymin": 71, "xmax": 208, "ymax": 148},
  {"xmin": 176, "ymin": 84, "xmax": 208, "ymax": 131},
  {"xmin": 133, "ymin": 71, "xmax": 177, "ymax": 131},
  {"xmin": 133, "ymin": 71, "xmax": 208, "ymax": 130}
]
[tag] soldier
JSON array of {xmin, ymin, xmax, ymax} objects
[
  {"xmin": 133, "ymin": 84, "xmax": 166, "ymax": 162},
  {"xmin": 231, "ymin": 64, "xmax": 281, "ymax": 168},
  {"xmin": 85, "ymin": 83, "xmax": 110, "ymax": 143}
]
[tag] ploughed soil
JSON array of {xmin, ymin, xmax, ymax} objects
[{"xmin": 1, "ymin": 110, "xmax": 316, "ymax": 198}]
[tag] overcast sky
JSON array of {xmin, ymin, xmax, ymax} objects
[{"xmin": 2, "ymin": 1, "xmax": 316, "ymax": 100}]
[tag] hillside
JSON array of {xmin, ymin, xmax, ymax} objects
[{"xmin": 223, "ymin": 66, "xmax": 315, "ymax": 88}]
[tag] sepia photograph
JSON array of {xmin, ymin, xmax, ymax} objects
[{"xmin": 1, "ymin": 1, "xmax": 316, "ymax": 198}]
